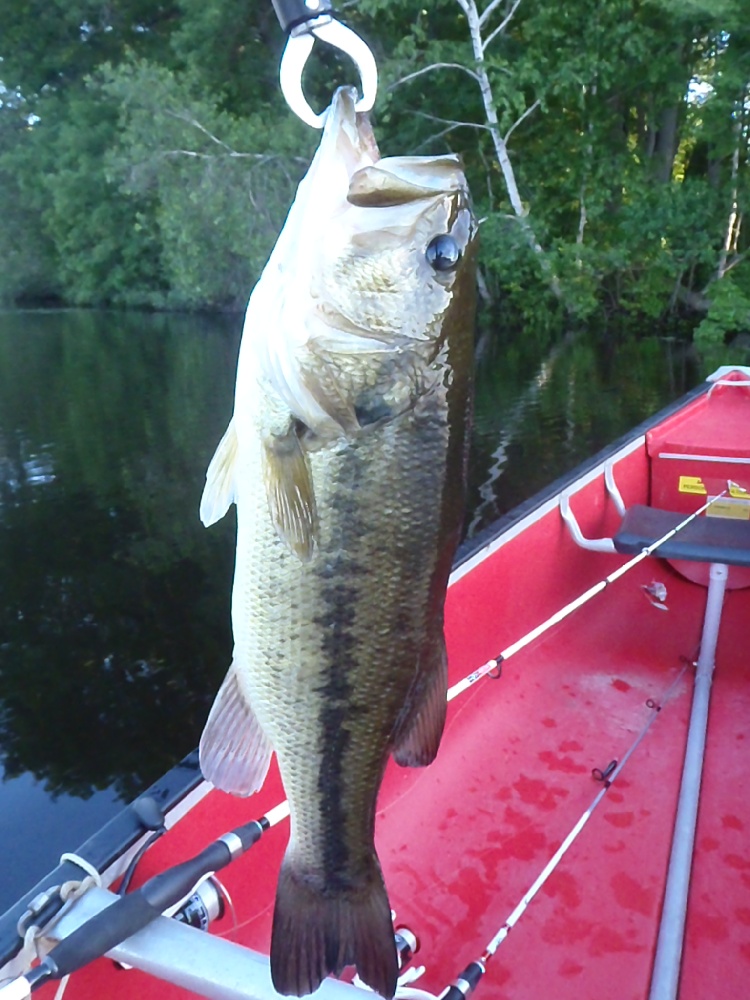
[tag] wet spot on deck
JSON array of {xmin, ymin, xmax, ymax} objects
[
  {"xmin": 608, "ymin": 790, "xmax": 625, "ymax": 804},
  {"xmin": 736, "ymin": 907, "xmax": 750, "ymax": 926},
  {"xmin": 604, "ymin": 811, "xmax": 635, "ymax": 829},
  {"xmin": 541, "ymin": 914, "xmax": 593, "ymax": 945},
  {"xmin": 513, "ymin": 773, "xmax": 569, "ymax": 811},
  {"xmin": 543, "ymin": 869, "xmax": 581, "ymax": 909},
  {"xmin": 722, "ymin": 814, "xmax": 744, "ymax": 831},
  {"xmin": 610, "ymin": 871, "xmax": 655, "ymax": 916},
  {"xmin": 538, "ymin": 750, "xmax": 588, "ymax": 774},
  {"xmin": 497, "ymin": 808, "xmax": 548, "ymax": 860},
  {"xmin": 542, "ymin": 717, "xmax": 557, "ymax": 728},
  {"xmin": 559, "ymin": 958, "xmax": 585, "ymax": 978},
  {"xmin": 741, "ymin": 943, "xmax": 750, "ymax": 964},
  {"xmin": 612, "ymin": 678, "xmax": 632, "ymax": 692},
  {"xmin": 603, "ymin": 839, "xmax": 627, "ymax": 854},
  {"xmin": 451, "ymin": 866, "xmax": 491, "ymax": 910},
  {"xmin": 700, "ymin": 914, "xmax": 729, "ymax": 942},
  {"xmin": 700, "ymin": 836, "xmax": 720, "ymax": 852},
  {"xmin": 724, "ymin": 853, "xmax": 750, "ymax": 870},
  {"xmin": 559, "ymin": 739, "xmax": 583, "ymax": 752},
  {"xmin": 487, "ymin": 964, "xmax": 512, "ymax": 989},
  {"xmin": 589, "ymin": 925, "xmax": 644, "ymax": 956}
]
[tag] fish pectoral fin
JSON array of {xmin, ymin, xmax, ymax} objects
[
  {"xmin": 200, "ymin": 419, "xmax": 239, "ymax": 527},
  {"xmin": 263, "ymin": 427, "xmax": 318, "ymax": 561},
  {"xmin": 391, "ymin": 639, "xmax": 448, "ymax": 768},
  {"xmin": 270, "ymin": 857, "xmax": 398, "ymax": 999},
  {"xmin": 199, "ymin": 662, "xmax": 273, "ymax": 796}
]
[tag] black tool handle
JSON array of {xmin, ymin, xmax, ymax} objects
[{"xmin": 272, "ymin": 0, "xmax": 334, "ymax": 33}]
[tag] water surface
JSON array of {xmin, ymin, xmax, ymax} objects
[{"xmin": 0, "ymin": 309, "xmax": 697, "ymax": 910}]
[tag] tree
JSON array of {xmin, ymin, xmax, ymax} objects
[{"xmin": 0, "ymin": 0, "xmax": 747, "ymax": 352}]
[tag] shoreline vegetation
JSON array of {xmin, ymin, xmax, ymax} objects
[{"xmin": 1, "ymin": 1, "xmax": 748, "ymax": 364}]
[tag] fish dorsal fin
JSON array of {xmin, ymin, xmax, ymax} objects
[
  {"xmin": 391, "ymin": 639, "xmax": 448, "ymax": 767},
  {"xmin": 263, "ymin": 426, "xmax": 318, "ymax": 561},
  {"xmin": 200, "ymin": 419, "xmax": 239, "ymax": 527},
  {"xmin": 199, "ymin": 661, "xmax": 273, "ymax": 796}
]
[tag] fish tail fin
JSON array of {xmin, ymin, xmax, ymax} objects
[{"xmin": 270, "ymin": 857, "xmax": 398, "ymax": 999}]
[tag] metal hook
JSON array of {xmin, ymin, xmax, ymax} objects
[{"xmin": 273, "ymin": 1, "xmax": 378, "ymax": 128}]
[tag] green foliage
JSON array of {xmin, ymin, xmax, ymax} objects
[
  {"xmin": 0, "ymin": 0, "xmax": 748, "ymax": 333},
  {"xmin": 694, "ymin": 273, "xmax": 750, "ymax": 369},
  {"xmin": 98, "ymin": 59, "xmax": 312, "ymax": 309}
]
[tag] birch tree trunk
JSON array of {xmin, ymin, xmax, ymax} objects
[
  {"xmin": 716, "ymin": 95, "xmax": 746, "ymax": 281},
  {"xmin": 454, "ymin": 0, "xmax": 563, "ymax": 300}
]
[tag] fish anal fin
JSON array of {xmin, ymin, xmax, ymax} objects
[
  {"xmin": 200, "ymin": 419, "xmax": 239, "ymax": 527},
  {"xmin": 199, "ymin": 663, "xmax": 273, "ymax": 796},
  {"xmin": 391, "ymin": 640, "xmax": 448, "ymax": 768},
  {"xmin": 263, "ymin": 427, "xmax": 318, "ymax": 561},
  {"xmin": 270, "ymin": 857, "xmax": 398, "ymax": 999}
]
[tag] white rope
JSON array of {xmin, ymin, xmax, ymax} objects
[
  {"xmin": 57, "ymin": 853, "xmax": 103, "ymax": 910},
  {"xmin": 58, "ymin": 854, "xmax": 102, "ymax": 887},
  {"xmin": 18, "ymin": 854, "xmax": 103, "ymax": 968}
]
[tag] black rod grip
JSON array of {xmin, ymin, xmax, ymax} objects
[
  {"xmin": 37, "ymin": 891, "xmax": 157, "ymax": 980},
  {"xmin": 32, "ymin": 840, "xmax": 232, "ymax": 984},
  {"xmin": 25, "ymin": 819, "xmax": 267, "ymax": 990},
  {"xmin": 272, "ymin": 0, "xmax": 334, "ymax": 33},
  {"xmin": 441, "ymin": 960, "xmax": 485, "ymax": 999}
]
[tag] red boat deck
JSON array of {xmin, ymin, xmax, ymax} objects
[{"xmin": 38, "ymin": 376, "xmax": 750, "ymax": 1000}]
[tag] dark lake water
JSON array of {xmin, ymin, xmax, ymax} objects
[{"xmin": 0, "ymin": 308, "xmax": 698, "ymax": 912}]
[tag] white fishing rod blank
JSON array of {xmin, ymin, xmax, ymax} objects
[
  {"xmin": 439, "ymin": 665, "xmax": 690, "ymax": 999},
  {"xmin": 448, "ymin": 487, "xmax": 729, "ymax": 702}
]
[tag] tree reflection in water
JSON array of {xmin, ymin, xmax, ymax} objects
[{"xmin": 0, "ymin": 310, "xmax": 238, "ymax": 806}]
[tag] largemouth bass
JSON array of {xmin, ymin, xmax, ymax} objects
[{"xmin": 199, "ymin": 86, "xmax": 477, "ymax": 998}]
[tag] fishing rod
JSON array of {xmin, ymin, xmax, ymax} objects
[
  {"xmin": 0, "ymin": 803, "xmax": 290, "ymax": 999},
  {"xmin": 448, "ymin": 486, "xmax": 731, "ymax": 701},
  {"xmin": 439, "ymin": 664, "xmax": 690, "ymax": 1000},
  {"xmin": 1, "ymin": 492, "xmax": 727, "ymax": 998}
]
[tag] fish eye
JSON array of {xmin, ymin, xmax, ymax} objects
[{"xmin": 425, "ymin": 234, "xmax": 461, "ymax": 272}]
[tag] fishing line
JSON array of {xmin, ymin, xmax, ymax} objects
[
  {"xmin": 440, "ymin": 663, "xmax": 690, "ymax": 999},
  {"xmin": 448, "ymin": 486, "xmax": 730, "ymax": 701}
]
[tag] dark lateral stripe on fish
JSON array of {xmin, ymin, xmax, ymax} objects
[
  {"xmin": 311, "ymin": 444, "xmax": 373, "ymax": 885},
  {"xmin": 314, "ymin": 572, "xmax": 358, "ymax": 884}
]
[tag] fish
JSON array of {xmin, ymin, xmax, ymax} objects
[{"xmin": 198, "ymin": 86, "xmax": 477, "ymax": 998}]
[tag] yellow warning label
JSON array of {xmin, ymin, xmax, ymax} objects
[
  {"xmin": 678, "ymin": 475, "xmax": 708, "ymax": 495},
  {"xmin": 706, "ymin": 499, "xmax": 750, "ymax": 521}
]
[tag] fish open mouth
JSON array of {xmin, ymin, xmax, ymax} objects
[
  {"xmin": 323, "ymin": 88, "xmax": 468, "ymax": 212},
  {"xmin": 322, "ymin": 86, "xmax": 381, "ymax": 177}
]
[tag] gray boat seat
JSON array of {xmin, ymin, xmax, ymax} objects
[{"xmin": 613, "ymin": 505, "xmax": 750, "ymax": 567}]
